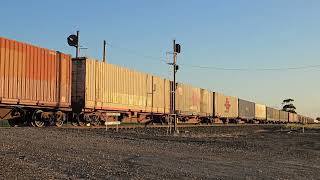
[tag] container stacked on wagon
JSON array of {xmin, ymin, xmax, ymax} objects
[
  {"xmin": 0, "ymin": 37, "xmax": 315, "ymax": 127},
  {"xmin": 0, "ymin": 37, "xmax": 72, "ymax": 127}
]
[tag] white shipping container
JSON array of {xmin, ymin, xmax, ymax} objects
[{"xmin": 213, "ymin": 92, "xmax": 238, "ymax": 118}]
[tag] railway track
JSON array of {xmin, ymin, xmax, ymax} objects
[{"xmin": 60, "ymin": 123, "xmax": 284, "ymax": 130}]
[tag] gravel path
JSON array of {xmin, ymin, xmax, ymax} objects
[{"xmin": 0, "ymin": 126, "xmax": 319, "ymax": 179}]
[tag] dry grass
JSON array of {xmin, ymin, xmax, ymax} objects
[{"xmin": 284, "ymin": 123, "xmax": 320, "ymax": 130}]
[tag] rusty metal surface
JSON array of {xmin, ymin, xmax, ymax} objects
[
  {"xmin": 238, "ymin": 99, "xmax": 255, "ymax": 120},
  {"xmin": 72, "ymin": 57, "xmax": 170, "ymax": 114},
  {"xmin": 255, "ymin": 104, "xmax": 266, "ymax": 120},
  {"xmin": 213, "ymin": 92, "xmax": 238, "ymax": 119},
  {"xmin": 0, "ymin": 37, "xmax": 72, "ymax": 108}
]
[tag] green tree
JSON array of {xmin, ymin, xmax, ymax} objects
[{"xmin": 281, "ymin": 98, "xmax": 296, "ymax": 113}]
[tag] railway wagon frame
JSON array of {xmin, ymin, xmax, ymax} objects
[
  {"xmin": 71, "ymin": 57, "xmax": 171, "ymax": 125},
  {"xmin": 0, "ymin": 37, "xmax": 72, "ymax": 127}
]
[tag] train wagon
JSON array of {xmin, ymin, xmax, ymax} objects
[
  {"xmin": 200, "ymin": 88, "xmax": 213, "ymax": 120},
  {"xmin": 0, "ymin": 37, "xmax": 72, "ymax": 127},
  {"xmin": 279, "ymin": 111, "xmax": 289, "ymax": 123},
  {"xmin": 300, "ymin": 115, "xmax": 315, "ymax": 124},
  {"xmin": 306, "ymin": 117, "xmax": 315, "ymax": 124},
  {"xmin": 238, "ymin": 99, "xmax": 255, "ymax": 122},
  {"xmin": 298, "ymin": 114, "xmax": 307, "ymax": 124},
  {"xmin": 213, "ymin": 92, "xmax": 238, "ymax": 122},
  {"xmin": 71, "ymin": 57, "xmax": 171, "ymax": 125},
  {"xmin": 175, "ymin": 83, "xmax": 201, "ymax": 122},
  {"xmin": 288, "ymin": 113, "xmax": 298, "ymax": 123},
  {"xmin": 266, "ymin": 107, "xmax": 280, "ymax": 123},
  {"xmin": 255, "ymin": 103, "xmax": 267, "ymax": 122}
]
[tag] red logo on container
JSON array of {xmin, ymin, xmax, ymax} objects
[{"xmin": 225, "ymin": 98, "xmax": 231, "ymax": 113}]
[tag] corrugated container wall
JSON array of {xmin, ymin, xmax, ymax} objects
[
  {"xmin": 72, "ymin": 58, "xmax": 170, "ymax": 114},
  {"xmin": 200, "ymin": 89, "xmax": 213, "ymax": 117},
  {"xmin": 255, "ymin": 104, "xmax": 266, "ymax": 120},
  {"xmin": 288, "ymin": 113, "xmax": 298, "ymax": 123},
  {"xmin": 279, "ymin": 111, "xmax": 289, "ymax": 122},
  {"xmin": 213, "ymin": 92, "xmax": 238, "ymax": 118},
  {"xmin": 306, "ymin": 117, "xmax": 314, "ymax": 124},
  {"xmin": 176, "ymin": 83, "xmax": 201, "ymax": 115},
  {"xmin": 238, "ymin": 99, "xmax": 255, "ymax": 120},
  {"xmin": 267, "ymin": 107, "xmax": 280, "ymax": 121},
  {"xmin": 0, "ymin": 37, "xmax": 72, "ymax": 108}
]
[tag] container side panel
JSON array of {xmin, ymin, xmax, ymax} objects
[
  {"xmin": 4, "ymin": 39, "xmax": 9, "ymax": 98},
  {"xmin": 21, "ymin": 43, "xmax": 26, "ymax": 100},
  {"xmin": 267, "ymin": 107, "xmax": 280, "ymax": 121},
  {"xmin": 176, "ymin": 83, "xmax": 201, "ymax": 116},
  {"xmin": 213, "ymin": 92, "xmax": 238, "ymax": 118},
  {"xmin": 0, "ymin": 38, "xmax": 5, "ymax": 98},
  {"xmin": 0, "ymin": 37, "xmax": 71, "ymax": 107},
  {"xmin": 279, "ymin": 111, "xmax": 289, "ymax": 122},
  {"xmin": 255, "ymin": 104, "xmax": 267, "ymax": 120},
  {"xmin": 238, "ymin": 99, "xmax": 255, "ymax": 120},
  {"xmin": 200, "ymin": 89, "xmax": 213, "ymax": 116}
]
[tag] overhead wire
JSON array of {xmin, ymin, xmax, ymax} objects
[{"xmin": 105, "ymin": 42, "xmax": 320, "ymax": 71}]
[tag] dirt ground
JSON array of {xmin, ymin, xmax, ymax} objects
[{"xmin": 0, "ymin": 125, "xmax": 319, "ymax": 179}]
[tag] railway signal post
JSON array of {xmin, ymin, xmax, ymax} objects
[
  {"xmin": 67, "ymin": 31, "xmax": 80, "ymax": 58},
  {"xmin": 171, "ymin": 40, "xmax": 181, "ymax": 133}
]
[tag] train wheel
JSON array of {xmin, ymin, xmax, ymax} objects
[
  {"xmin": 71, "ymin": 120, "xmax": 78, "ymax": 126},
  {"xmin": 8, "ymin": 119, "xmax": 18, "ymax": 127},
  {"xmin": 77, "ymin": 113, "xmax": 86, "ymax": 126},
  {"xmin": 29, "ymin": 121, "xmax": 36, "ymax": 127},
  {"xmin": 90, "ymin": 115, "xmax": 100, "ymax": 126},
  {"xmin": 55, "ymin": 111, "xmax": 65, "ymax": 127},
  {"xmin": 34, "ymin": 120, "xmax": 45, "ymax": 127},
  {"xmin": 78, "ymin": 121, "xmax": 85, "ymax": 126},
  {"xmin": 71, "ymin": 114, "xmax": 79, "ymax": 126},
  {"xmin": 32, "ymin": 110, "xmax": 45, "ymax": 127}
]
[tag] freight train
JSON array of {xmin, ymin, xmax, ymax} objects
[{"xmin": 0, "ymin": 37, "xmax": 315, "ymax": 127}]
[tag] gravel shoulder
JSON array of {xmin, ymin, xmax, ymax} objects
[{"xmin": 0, "ymin": 125, "xmax": 319, "ymax": 179}]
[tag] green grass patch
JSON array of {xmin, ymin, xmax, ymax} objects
[{"xmin": 0, "ymin": 120, "xmax": 10, "ymax": 127}]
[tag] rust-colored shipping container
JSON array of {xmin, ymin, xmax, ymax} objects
[
  {"xmin": 200, "ymin": 88, "xmax": 213, "ymax": 117},
  {"xmin": 288, "ymin": 113, "xmax": 298, "ymax": 123},
  {"xmin": 72, "ymin": 57, "xmax": 170, "ymax": 120},
  {"xmin": 279, "ymin": 111, "xmax": 289, "ymax": 122},
  {"xmin": 0, "ymin": 37, "xmax": 71, "ymax": 110},
  {"xmin": 255, "ymin": 103, "xmax": 266, "ymax": 120},
  {"xmin": 266, "ymin": 107, "xmax": 280, "ymax": 122},
  {"xmin": 213, "ymin": 92, "xmax": 238, "ymax": 119},
  {"xmin": 176, "ymin": 83, "xmax": 201, "ymax": 116}
]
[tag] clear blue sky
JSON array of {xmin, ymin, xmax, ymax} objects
[{"xmin": 1, "ymin": 0, "xmax": 319, "ymax": 118}]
